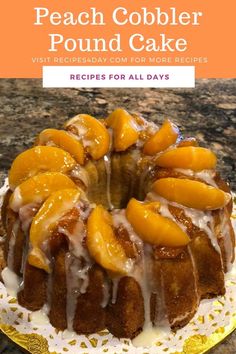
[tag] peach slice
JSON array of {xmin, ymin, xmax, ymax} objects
[
  {"xmin": 87, "ymin": 205, "xmax": 132, "ymax": 274},
  {"xmin": 126, "ymin": 198, "xmax": 190, "ymax": 247},
  {"xmin": 28, "ymin": 188, "xmax": 82, "ymax": 272},
  {"xmin": 37, "ymin": 129, "xmax": 84, "ymax": 165},
  {"xmin": 9, "ymin": 172, "xmax": 76, "ymax": 212},
  {"xmin": 8, "ymin": 146, "xmax": 77, "ymax": 190},
  {"xmin": 178, "ymin": 137, "xmax": 198, "ymax": 147},
  {"xmin": 155, "ymin": 147, "xmax": 217, "ymax": 171},
  {"xmin": 106, "ymin": 108, "xmax": 139, "ymax": 151},
  {"xmin": 152, "ymin": 178, "xmax": 231, "ymax": 210},
  {"xmin": 65, "ymin": 114, "xmax": 110, "ymax": 160},
  {"xmin": 143, "ymin": 119, "xmax": 179, "ymax": 155}
]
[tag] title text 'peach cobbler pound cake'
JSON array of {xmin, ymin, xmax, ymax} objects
[{"xmin": 1, "ymin": 109, "xmax": 235, "ymax": 343}]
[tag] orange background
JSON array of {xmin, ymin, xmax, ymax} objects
[{"xmin": 0, "ymin": 0, "xmax": 235, "ymax": 78}]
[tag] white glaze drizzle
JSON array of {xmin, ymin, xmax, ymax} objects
[
  {"xmin": 225, "ymin": 258, "xmax": 236, "ymax": 281},
  {"xmin": 145, "ymin": 120, "xmax": 158, "ymax": 134},
  {"xmin": 147, "ymin": 192, "xmax": 187, "ymax": 234},
  {"xmin": 30, "ymin": 305, "xmax": 50, "ymax": 325},
  {"xmin": 20, "ymin": 233, "xmax": 29, "ymax": 275},
  {"xmin": 103, "ymin": 128, "xmax": 114, "ymax": 210},
  {"xmin": 111, "ymin": 209, "xmax": 170, "ymax": 332},
  {"xmin": 9, "ymin": 187, "xmax": 23, "ymax": 212},
  {"xmin": 70, "ymin": 165, "xmax": 90, "ymax": 188},
  {"xmin": 220, "ymin": 209, "xmax": 233, "ymax": 271},
  {"xmin": 65, "ymin": 253, "xmax": 90, "ymax": 331},
  {"xmin": 61, "ymin": 202, "xmax": 93, "ymax": 331},
  {"xmin": 184, "ymin": 208, "xmax": 220, "ymax": 252},
  {"xmin": 129, "ymin": 115, "xmax": 143, "ymax": 132},
  {"xmin": 7, "ymin": 220, "xmax": 20, "ymax": 270},
  {"xmin": 61, "ymin": 329, "xmax": 77, "ymax": 340},
  {"xmin": 132, "ymin": 244, "xmax": 155, "ymax": 330},
  {"xmin": 1, "ymin": 267, "xmax": 20, "ymax": 297},
  {"xmin": 112, "ymin": 209, "xmax": 143, "ymax": 251},
  {"xmin": 32, "ymin": 198, "xmax": 82, "ymax": 250},
  {"xmin": 101, "ymin": 279, "xmax": 110, "ymax": 308},
  {"xmin": 59, "ymin": 223, "xmax": 89, "ymax": 262},
  {"xmin": 174, "ymin": 168, "xmax": 218, "ymax": 187},
  {"xmin": 71, "ymin": 122, "xmax": 88, "ymax": 136},
  {"xmin": 18, "ymin": 203, "xmax": 39, "ymax": 233},
  {"xmin": 111, "ymin": 276, "xmax": 121, "ymax": 304},
  {"xmin": 171, "ymin": 311, "xmax": 195, "ymax": 327},
  {"xmin": 1, "ymin": 118, "xmax": 233, "ymax": 347},
  {"xmin": 111, "ymin": 210, "xmax": 155, "ymax": 328},
  {"xmin": 103, "ymin": 154, "xmax": 114, "ymax": 211},
  {"xmin": 147, "ymin": 192, "xmax": 220, "ymax": 252},
  {"xmin": 187, "ymin": 245, "xmax": 200, "ymax": 302},
  {"xmin": 46, "ymin": 264, "xmax": 53, "ymax": 310},
  {"xmin": 132, "ymin": 326, "xmax": 170, "ymax": 347},
  {"xmin": 153, "ymin": 270, "xmax": 169, "ymax": 328},
  {"xmin": 67, "ymin": 118, "xmax": 92, "ymax": 148}
]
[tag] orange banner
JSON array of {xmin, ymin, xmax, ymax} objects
[{"xmin": 0, "ymin": 0, "xmax": 235, "ymax": 78}]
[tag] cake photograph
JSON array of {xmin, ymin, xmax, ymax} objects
[{"xmin": 0, "ymin": 78, "xmax": 235, "ymax": 354}]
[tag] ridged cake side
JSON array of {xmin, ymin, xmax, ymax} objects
[{"xmin": 1, "ymin": 109, "xmax": 235, "ymax": 339}]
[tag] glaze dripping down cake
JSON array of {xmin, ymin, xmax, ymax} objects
[{"xmin": 0, "ymin": 109, "xmax": 235, "ymax": 340}]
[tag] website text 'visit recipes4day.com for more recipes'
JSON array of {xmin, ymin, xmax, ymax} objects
[
  {"xmin": 0, "ymin": 1, "xmax": 236, "ymax": 354},
  {"xmin": 0, "ymin": 0, "xmax": 235, "ymax": 87}
]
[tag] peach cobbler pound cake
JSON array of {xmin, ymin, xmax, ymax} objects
[{"xmin": 1, "ymin": 109, "xmax": 235, "ymax": 339}]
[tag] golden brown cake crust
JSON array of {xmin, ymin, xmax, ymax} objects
[
  {"xmin": 18, "ymin": 261, "xmax": 47, "ymax": 311},
  {"xmin": 169, "ymin": 205, "xmax": 226, "ymax": 298},
  {"xmin": 106, "ymin": 276, "xmax": 144, "ymax": 339},
  {"xmin": 49, "ymin": 246, "xmax": 68, "ymax": 331},
  {"xmin": 73, "ymin": 265, "xmax": 106, "ymax": 333},
  {"xmin": 152, "ymin": 247, "xmax": 200, "ymax": 329},
  {"xmin": 3, "ymin": 207, "xmax": 25, "ymax": 276},
  {"xmin": 1, "ymin": 111, "xmax": 235, "ymax": 340},
  {"xmin": 0, "ymin": 222, "xmax": 6, "ymax": 277}
]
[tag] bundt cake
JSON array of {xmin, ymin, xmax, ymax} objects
[{"xmin": 0, "ymin": 109, "xmax": 235, "ymax": 342}]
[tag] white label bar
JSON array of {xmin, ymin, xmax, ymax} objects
[{"xmin": 43, "ymin": 66, "xmax": 195, "ymax": 88}]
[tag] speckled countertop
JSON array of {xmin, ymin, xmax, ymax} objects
[{"xmin": 0, "ymin": 78, "xmax": 235, "ymax": 353}]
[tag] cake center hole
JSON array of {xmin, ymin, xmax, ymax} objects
[{"xmin": 85, "ymin": 151, "xmax": 148, "ymax": 210}]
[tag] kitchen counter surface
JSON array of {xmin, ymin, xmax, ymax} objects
[{"xmin": 0, "ymin": 78, "xmax": 235, "ymax": 353}]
